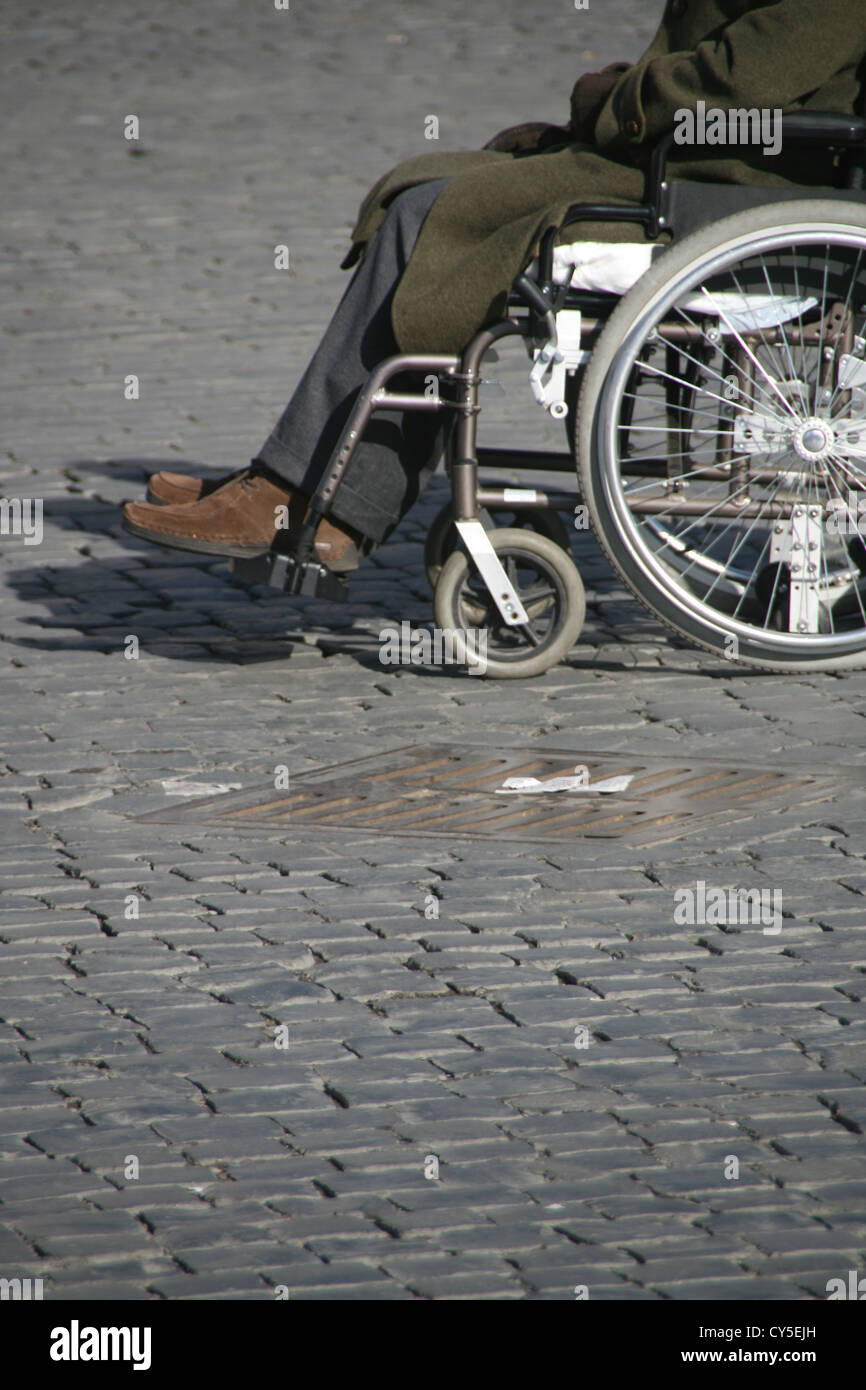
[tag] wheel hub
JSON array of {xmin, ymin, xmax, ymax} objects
[{"xmin": 792, "ymin": 416, "xmax": 836, "ymax": 463}]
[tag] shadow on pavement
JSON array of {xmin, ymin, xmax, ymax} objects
[{"xmin": 5, "ymin": 457, "xmax": 768, "ymax": 679}]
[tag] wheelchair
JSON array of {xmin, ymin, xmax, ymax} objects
[{"xmin": 233, "ymin": 111, "xmax": 866, "ymax": 678}]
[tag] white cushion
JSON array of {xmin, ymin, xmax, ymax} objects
[
  {"xmin": 530, "ymin": 240, "xmax": 817, "ymax": 330},
  {"xmin": 551, "ymin": 241, "xmax": 658, "ymax": 292}
]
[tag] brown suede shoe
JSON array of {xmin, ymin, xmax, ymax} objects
[
  {"xmin": 311, "ymin": 514, "xmax": 362, "ymax": 572},
  {"xmin": 146, "ymin": 467, "xmax": 247, "ymax": 506},
  {"xmin": 123, "ymin": 469, "xmax": 296, "ymax": 557},
  {"xmin": 124, "ymin": 469, "xmax": 365, "ymax": 569}
]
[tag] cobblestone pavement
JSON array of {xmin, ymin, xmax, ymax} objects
[{"xmin": 2, "ymin": 0, "xmax": 865, "ymax": 1301}]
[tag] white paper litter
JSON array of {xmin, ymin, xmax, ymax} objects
[
  {"xmin": 495, "ymin": 771, "xmax": 633, "ymax": 795},
  {"xmin": 161, "ymin": 779, "xmax": 242, "ymax": 797}
]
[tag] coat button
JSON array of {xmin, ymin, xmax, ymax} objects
[{"xmin": 626, "ymin": 120, "xmax": 640, "ymax": 137}]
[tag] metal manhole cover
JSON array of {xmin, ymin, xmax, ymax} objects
[{"xmin": 135, "ymin": 745, "xmax": 840, "ymax": 846}]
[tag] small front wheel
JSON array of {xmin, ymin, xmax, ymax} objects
[{"xmin": 432, "ymin": 527, "xmax": 585, "ymax": 678}]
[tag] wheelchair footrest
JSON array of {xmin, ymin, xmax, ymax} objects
[{"xmin": 229, "ymin": 551, "xmax": 349, "ymax": 602}]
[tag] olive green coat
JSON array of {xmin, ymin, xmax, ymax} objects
[{"xmin": 343, "ymin": 0, "xmax": 866, "ymax": 353}]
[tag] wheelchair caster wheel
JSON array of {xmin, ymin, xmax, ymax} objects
[
  {"xmin": 432, "ymin": 527, "xmax": 585, "ymax": 678},
  {"xmin": 424, "ymin": 501, "xmax": 571, "ymax": 587}
]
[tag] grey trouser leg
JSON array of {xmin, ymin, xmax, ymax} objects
[{"xmin": 254, "ymin": 178, "xmax": 452, "ymax": 543}]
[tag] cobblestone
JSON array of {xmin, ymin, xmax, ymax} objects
[{"xmin": 2, "ymin": 0, "xmax": 865, "ymax": 1303}]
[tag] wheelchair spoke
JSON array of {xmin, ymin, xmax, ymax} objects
[
  {"xmin": 655, "ymin": 316, "xmax": 795, "ymax": 428},
  {"xmin": 699, "ymin": 472, "xmax": 793, "ymax": 608},
  {"xmin": 662, "ymin": 307, "xmax": 801, "ymax": 427},
  {"xmin": 660, "ymin": 470, "xmax": 788, "ymax": 594},
  {"xmin": 519, "ymin": 583, "xmax": 559, "ymax": 605},
  {"xmin": 811, "ymin": 248, "xmax": 831, "ymax": 417},
  {"xmin": 757, "ymin": 262, "xmax": 810, "ymax": 416},
  {"xmin": 452, "ymin": 540, "xmax": 575, "ymax": 664},
  {"xmin": 823, "ymin": 250, "xmax": 866, "ymax": 419}
]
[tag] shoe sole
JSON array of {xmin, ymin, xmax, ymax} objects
[{"xmin": 122, "ymin": 515, "xmax": 270, "ymax": 558}]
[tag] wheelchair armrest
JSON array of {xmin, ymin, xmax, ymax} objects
[
  {"xmin": 646, "ymin": 112, "xmax": 866, "ymax": 207},
  {"xmin": 778, "ymin": 111, "xmax": 866, "ymax": 146}
]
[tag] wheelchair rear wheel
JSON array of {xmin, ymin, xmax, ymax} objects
[
  {"xmin": 423, "ymin": 501, "xmax": 571, "ymax": 587},
  {"xmin": 576, "ymin": 201, "xmax": 866, "ymax": 670},
  {"xmin": 432, "ymin": 528, "xmax": 585, "ymax": 677}
]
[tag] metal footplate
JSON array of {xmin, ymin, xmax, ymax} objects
[{"xmin": 229, "ymin": 551, "xmax": 349, "ymax": 602}]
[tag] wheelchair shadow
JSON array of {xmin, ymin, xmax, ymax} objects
[{"xmin": 5, "ymin": 457, "xmax": 766, "ymax": 679}]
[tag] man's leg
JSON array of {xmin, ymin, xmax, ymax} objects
[
  {"xmin": 124, "ymin": 178, "xmax": 453, "ymax": 557},
  {"xmin": 255, "ymin": 177, "xmax": 452, "ymax": 544}
]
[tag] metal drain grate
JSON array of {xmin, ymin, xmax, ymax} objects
[{"xmin": 136, "ymin": 746, "xmax": 840, "ymax": 846}]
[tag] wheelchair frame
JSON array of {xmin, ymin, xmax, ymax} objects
[{"xmin": 232, "ymin": 110, "xmax": 866, "ymax": 672}]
